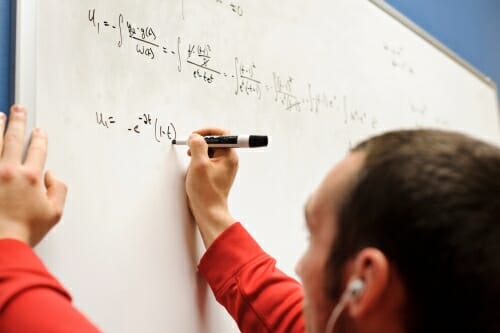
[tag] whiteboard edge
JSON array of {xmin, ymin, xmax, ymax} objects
[
  {"xmin": 369, "ymin": 0, "xmax": 498, "ymax": 93},
  {"xmin": 8, "ymin": 0, "xmax": 16, "ymax": 109},
  {"xmin": 14, "ymin": 0, "xmax": 21, "ymax": 103},
  {"xmin": 14, "ymin": 0, "xmax": 37, "ymax": 129},
  {"xmin": 496, "ymin": 89, "xmax": 500, "ymax": 131}
]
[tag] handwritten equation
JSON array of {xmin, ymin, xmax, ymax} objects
[
  {"xmin": 180, "ymin": 0, "xmax": 244, "ymax": 20},
  {"xmin": 214, "ymin": 0, "xmax": 244, "ymax": 17},
  {"xmin": 88, "ymin": 9, "xmax": 381, "ymax": 131},
  {"xmin": 96, "ymin": 112, "xmax": 177, "ymax": 143},
  {"xmin": 87, "ymin": 8, "xmax": 454, "ymax": 139},
  {"xmin": 384, "ymin": 42, "xmax": 415, "ymax": 75},
  {"xmin": 410, "ymin": 102, "xmax": 448, "ymax": 127}
]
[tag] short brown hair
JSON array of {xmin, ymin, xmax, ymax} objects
[{"xmin": 328, "ymin": 129, "xmax": 500, "ymax": 333}]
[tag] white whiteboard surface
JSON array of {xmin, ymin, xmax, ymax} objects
[{"xmin": 16, "ymin": 0, "xmax": 500, "ymax": 332}]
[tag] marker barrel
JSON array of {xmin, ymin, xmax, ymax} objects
[{"xmin": 172, "ymin": 135, "xmax": 268, "ymax": 148}]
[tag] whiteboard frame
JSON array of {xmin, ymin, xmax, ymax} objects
[
  {"xmin": 13, "ymin": 0, "xmax": 37, "ymax": 129},
  {"xmin": 9, "ymin": 1, "xmax": 500, "ymax": 331},
  {"xmin": 7, "ymin": 0, "xmax": 16, "ymax": 109}
]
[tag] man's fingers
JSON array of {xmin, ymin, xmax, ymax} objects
[
  {"xmin": 45, "ymin": 171, "xmax": 68, "ymax": 221},
  {"xmin": 187, "ymin": 128, "xmax": 236, "ymax": 161},
  {"xmin": 2, "ymin": 105, "xmax": 27, "ymax": 163},
  {"xmin": 0, "ymin": 112, "xmax": 6, "ymax": 151},
  {"xmin": 193, "ymin": 127, "xmax": 230, "ymax": 137},
  {"xmin": 188, "ymin": 134, "xmax": 209, "ymax": 163},
  {"xmin": 24, "ymin": 128, "xmax": 48, "ymax": 172}
]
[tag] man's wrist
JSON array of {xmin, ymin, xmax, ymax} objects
[
  {"xmin": 195, "ymin": 210, "xmax": 236, "ymax": 248},
  {"xmin": 0, "ymin": 223, "xmax": 31, "ymax": 246}
]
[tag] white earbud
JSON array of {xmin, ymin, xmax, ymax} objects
[
  {"xmin": 324, "ymin": 278, "xmax": 365, "ymax": 333},
  {"xmin": 347, "ymin": 278, "xmax": 364, "ymax": 298}
]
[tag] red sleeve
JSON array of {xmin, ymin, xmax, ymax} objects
[
  {"xmin": 198, "ymin": 223, "xmax": 305, "ymax": 333},
  {"xmin": 0, "ymin": 239, "xmax": 100, "ymax": 333}
]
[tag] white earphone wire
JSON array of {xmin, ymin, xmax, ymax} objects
[
  {"xmin": 324, "ymin": 279, "xmax": 364, "ymax": 333},
  {"xmin": 323, "ymin": 290, "xmax": 350, "ymax": 333}
]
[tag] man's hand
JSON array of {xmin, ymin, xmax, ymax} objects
[
  {"xmin": 0, "ymin": 105, "xmax": 67, "ymax": 247},
  {"xmin": 185, "ymin": 128, "xmax": 238, "ymax": 248}
]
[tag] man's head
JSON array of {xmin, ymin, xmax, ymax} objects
[{"xmin": 297, "ymin": 129, "xmax": 500, "ymax": 333}]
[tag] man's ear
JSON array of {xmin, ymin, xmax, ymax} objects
[{"xmin": 347, "ymin": 248, "xmax": 390, "ymax": 318}]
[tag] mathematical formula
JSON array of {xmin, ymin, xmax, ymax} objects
[
  {"xmin": 88, "ymin": 9, "xmax": 380, "ymax": 131},
  {"xmin": 383, "ymin": 42, "xmax": 415, "ymax": 75},
  {"xmin": 180, "ymin": 0, "xmax": 244, "ymax": 20},
  {"xmin": 96, "ymin": 112, "xmax": 177, "ymax": 143},
  {"xmin": 88, "ymin": 8, "xmax": 450, "ymax": 141}
]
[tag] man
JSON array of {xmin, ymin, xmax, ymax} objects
[
  {"xmin": 185, "ymin": 128, "xmax": 500, "ymax": 333},
  {"xmin": 0, "ymin": 105, "xmax": 499, "ymax": 332}
]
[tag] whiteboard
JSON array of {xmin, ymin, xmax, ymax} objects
[{"xmin": 16, "ymin": 0, "xmax": 500, "ymax": 332}]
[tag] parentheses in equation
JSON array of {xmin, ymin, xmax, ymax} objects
[
  {"xmin": 177, "ymin": 37, "xmax": 182, "ymax": 72},
  {"xmin": 118, "ymin": 14, "xmax": 124, "ymax": 47},
  {"xmin": 154, "ymin": 118, "xmax": 160, "ymax": 143},
  {"xmin": 169, "ymin": 122, "xmax": 177, "ymax": 141},
  {"xmin": 234, "ymin": 57, "xmax": 240, "ymax": 96}
]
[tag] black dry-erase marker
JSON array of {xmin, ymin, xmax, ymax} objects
[{"xmin": 172, "ymin": 135, "xmax": 268, "ymax": 148}]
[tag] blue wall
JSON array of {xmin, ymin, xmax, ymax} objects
[
  {"xmin": 386, "ymin": 0, "xmax": 500, "ymax": 90},
  {"xmin": 0, "ymin": 0, "xmax": 11, "ymax": 114},
  {"xmin": 0, "ymin": 1, "xmax": 499, "ymax": 113}
]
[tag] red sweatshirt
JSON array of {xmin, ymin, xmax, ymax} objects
[
  {"xmin": 198, "ymin": 223, "xmax": 305, "ymax": 332},
  {"xmin": 0, "ymin": 239, "xmax": 100, "ymax": 332},
  {"xmin": 0, "ymin": 223, "xmax": 305, "ymax": 332}
]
